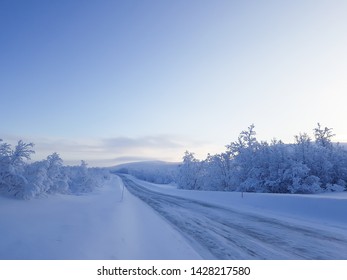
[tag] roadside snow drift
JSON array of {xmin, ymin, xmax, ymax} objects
[{"xmin": 0, "ymin": 175, "xmax": 200, "ymax": 260}]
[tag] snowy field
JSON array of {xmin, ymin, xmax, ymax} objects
[
  {"xmin": 0, "ymin": 175, "xmax": 200, "ymax": 260},
  {"xmin": 1, "ymin": 174, "xmax": 346, "ymax": 259}
]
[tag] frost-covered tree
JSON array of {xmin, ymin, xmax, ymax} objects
[
  {"xmin": 294, "ymin": 133, "xmax": 312, "ymax": 165},
  {"xmin": 301, "ymin": 124, "xmax": 346, "ymax": 189},
  {"xmin": 244, "ymin": 139, "xmax": 289, "ymax": 193},
  {"xmin": 0, "ymin": 139, "xmax": 111, "ymax": 199},
  {"xmin": 0, "ymin": 139, "xmax": 11, "ymax": 185},
  {"xmin": 285, "ymin": 162, "xmax": 321, "ymax": 194},
  {"xmin": 226, "ymin": 124, "xmax": 258, "ymax": 157},
  {"xmin": 176, "ymin": 123, "xmax": 347, "ymax": 194},
  {"xmin": 328, "ymin": 144, "xmax": 347, "ymax": 189},
  {"xmin": 314, "ymin": 123, "xmax": 335, "ymax": 148},
  {"xmin": 67, "ymin": 160, "xmax": 99, "ymax": 194},
  {"xmin": 204, "ymin": 152, "xmax": 234, "ymax": 191},
  {"xmin": 22, "ymin": 153, "xmax": 69, "ymax": 198},
  {"xmin": 177, "ymin": 151, "xmax": 203, "ymax": 190},
  {"xmin": 23, "ymin": 160, "xmax": 50, "ymax": 198},
  {"xmin": 46, "ymin": 153, "xmax": 69, "ymax": 194},
  {"xmin": 226, "ymin": 124, "xmax": 260, "ymax": 191},
  {"xmin": 0, "ymin": 140, "xmax": 34, "ymax": 198},
  {"xmin": 10, "ymin": 140, "xmax": 35, "ymax": 166}
]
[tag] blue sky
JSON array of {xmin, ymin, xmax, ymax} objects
[{"xmin": 1, "ymin": 0, "xmax": 347, "ymax": 166}]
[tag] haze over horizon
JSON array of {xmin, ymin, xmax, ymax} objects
[{"xmin": 1, "ymin": 0, "xmax": 347, "ymax": 166}]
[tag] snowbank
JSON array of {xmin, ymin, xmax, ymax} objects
[{"xmin": 0, "ymin": 175, "xmax": 201, "ymax": 260}]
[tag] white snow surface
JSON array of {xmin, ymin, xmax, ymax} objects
[
  {"xmin": 129, "ymin": 176, "xmax": 347, "ymax": 231},
  {"xmin": 121, "ymin": 175, "xmax": 347, "ymax": 259},
  {"xmin": 0, "ymin": 175, "xmax": 200, "ymax": 260},
  {"xmin": 1, "ymin": 174, "xmax": 347, "ymax": 259}
]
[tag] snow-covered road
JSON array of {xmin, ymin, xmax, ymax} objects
[
  {"xmin": 121, "ymin": 175, "xmax": 347, "ymax": 260},
  {"xmin": 2, "ymin": 173, "xmax": 346, "ymax": 260}
]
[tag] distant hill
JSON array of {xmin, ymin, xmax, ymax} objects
[{"xmin": 110, "ymin": 160, "xmax": 180, "ymax": 184}]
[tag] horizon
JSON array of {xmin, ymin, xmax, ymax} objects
[{"xmin": 2, "ymin": 134, "xmax": 347, "ymax": 167}]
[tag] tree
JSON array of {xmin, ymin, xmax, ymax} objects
[
  {"xmin": 10, "ymin": 140, "xmax": 34, "ymax": 166},
  {"xmin": 0, "ymin": 140, "xmax": 35, "ymax": 198},
  {"xmin": 23, "ymin": 160, "xmax": 50, "ymax": 199},
  {"xmin": 226, "ymin": 124, "xmax": 260, "ymax": 192},
  {"xmin": 285, "ymin": 162, "xmax": 321, "ymax": 194},
  {"xmin": 294, "ymin": 133, "xmax": 312, "ymax": 164},
  {"xmin": 46, "ymin": 153, "xmax": 69, "ymax": 194},
  {"xmin": 0, "ymin": 139, "xmax": 12, "ymax": 186},
  {"xmin": 205, "ymin": 152, "xmax": 234, "ymax": 191},
  {"xmin": 177, "ymin": 151, "xmax": 202, "ymax": 190},
  {"xmin": 67, "ymin": 160, "xmax": 96, "ymax": 193},
  {"xmin": 226, "ymin": 124, "xmax": 258, "ymax": 157},
  {"xmin": 313, "ymin": 123, "xmax": 335, "ymax": 148}
]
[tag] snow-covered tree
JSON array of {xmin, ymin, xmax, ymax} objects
[
  {"xmin": 294, "ymin": 133, "xmax": 312, "ymax": 165},
  {"xmin": 226, "ymin": 124, "xmax": 260, "ymax": 191},
  {"xmin": 314, "ymin": 123, "xmax": 335, "ymax": 149},
  {"xmin": 0, "ymin": 140, "xmax": 34, "ymax": 198},
  {"xmin": 23, "ymin": 160, "xmax": 50, "ymax": 199},
  {"xmin": 0, "ymin": 139, "xmax": 12, "ymax": 186},
  {"xmin": 67, "ymin": 160, "xmax": 99, "ymax": 194},
  {"xmin": 21, "ymin": 153, "xmax": 72, "ymax": 198},
  {"xmin": 10, "ymin": 140, "xmax": 35, "ymax": 166},
  {"xmin": 0, "ymin": 139, "xmax": 111, "ymax": 199},
  {"xmin": 176, "ymin": 123, "xmax": 347, "ymax": 194},
  {"xmin": 204, "ymin": 152, "xmax": 234, "ymax": 191},
  {"xmin": 285, "ymin": 162, "xmax": 321, "ymax": 194},
  {"xmin": 177, "ymin": 151, "xmax": 203, "ymax": 190},
  {"xmin": 46, "ymin": 153, "xmax": 69, "ymax": 194}
]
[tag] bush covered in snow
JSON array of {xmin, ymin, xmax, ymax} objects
[
  {"xmin": 0, "ymin": 139, "xmax": 110, "ymax": 199},
  {"xmin": 65, "ymin": 161, "xmax": 110, "ymax": 195},
  {"xmin": 177, "ymin": 124, "xmax": 347, "ymax": 194}
]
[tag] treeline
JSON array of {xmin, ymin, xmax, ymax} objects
[
  {"xmin": 0, "ymin": 139, "xmax": 109, "ymax": 199},
  {"xmin": 115, "ymin": 162, "xmax": 178, "ymax": 184},
  {"xmin": 122, "ymin": 168, "xmax": 175, "ymax": 184},
  {"xmin": 177, "ymin": 124, "xmax": 347, "ymax": 194}
]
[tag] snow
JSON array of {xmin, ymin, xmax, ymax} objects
[
  {"xmin": 123, "ymin": 175, "xmax": 347, "ymax": 259},
  {"xmin": 0, "ymin": 175, "xmax": 200, "ymax": 260},
  {"xmin": 128, "ymin": 175, "xmax": 347, "ymax": 231},
  {"xmin": 1, "ymin": 173, "xmax": 346, "ymax": 259}
]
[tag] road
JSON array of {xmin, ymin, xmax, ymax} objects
[{"xmin": 120, "ymin": 175, "xmax": 347, "ymax": 259}]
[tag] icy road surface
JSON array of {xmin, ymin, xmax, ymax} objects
[{"xmin": 120, "ymin": 175, "xmax": 347, "ymax": 260}]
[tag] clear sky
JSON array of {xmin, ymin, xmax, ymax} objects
[{"xmin": 1, "ymin": 0, "xmax": 347, "ymax": 166}]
